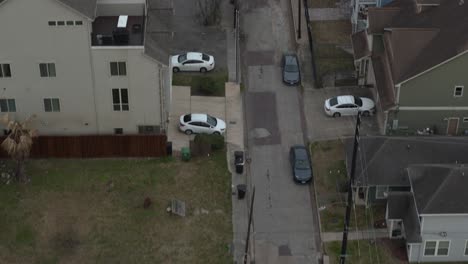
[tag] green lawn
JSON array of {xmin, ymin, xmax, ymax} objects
[
  {"xmin": 310, "ymin": 20, "xmax": 355, "ymax": 87},
  {"xmin": 325, "ymin": 240, "xmax": 406, "ymax": 264},
  {"xmin": 0, "ymin": 151, "xmax": 232, "ymax": 264},
  {"xmin": 311, "ymin": 140, "xmax": 386, "ymax": 232},
  {"xmin": 172, "ymin": 71, "xmax": 228, "ymax": 97}
]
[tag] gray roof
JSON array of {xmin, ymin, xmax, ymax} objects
[
  {"xmin": 408, "ymin": 164, "xmax": 468, "ymax": 214},
  {"xmin": 56, "ymin": 0, "xmax": 97, "ymax": 19},
  {"xmin": 387, "ymin": 192, "xmax": 422, "ymax": 243},
  {"xmin": 366, "ymin": 0, "xmax": 468, "ymax": 84},
  {"xmin": 346, "ymin": 136, "xmax": 468, "ymax": 186}
]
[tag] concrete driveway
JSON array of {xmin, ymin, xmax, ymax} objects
[
  {"xmin": 167, "ymin": 86, "xmax": 226, "ymax": 152},
  {"xmin": 304, "ymin": 86, "xmax": 381, "ymax": 141}
]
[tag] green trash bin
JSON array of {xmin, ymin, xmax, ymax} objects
[{"xmin": 181, "ymin": 147, "xmax": 191, "ymax": 161}]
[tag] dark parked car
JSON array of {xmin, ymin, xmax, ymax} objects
[
  {"xmin": 282, "ymin": 54, "xmax": 301, "ymax": 85},
  {"xmin": 289, "ymin": 145, "xmax": 312, "ymax": 184}
]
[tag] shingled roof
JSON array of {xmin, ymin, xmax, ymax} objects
[
  {"xmin": 345, "ymin": 136, "xmax": 468, "ymax": 186},
  {"xmin": 366, "ymin": 0, "xmax": 468, "ymax": 84},
  {"xmin": 387, "ymin": 192, "xmax": 422, "ymax": 243},
  {"xmin": 408, "ymin": 164, "xmax": 468, "ymax": 214}
]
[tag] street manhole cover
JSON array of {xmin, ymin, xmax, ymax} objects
[{"xmin": 278, "ymin": 245, "xmax": 292, "ymax": 256}]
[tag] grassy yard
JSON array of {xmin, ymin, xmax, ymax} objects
[
  {"xmin": 325, "ymin": 239, "xmax": 407, "ymax": 264},
  {"xmin": 311, "ymin": 140, "xmax": 386, "ymax": 232},
  {"xmin": 310, "ymin": 20, "xmax": 355, "ymax": 87},
  {"xmin": 0, "ymin": 151, "xmax": 232, "ymax": 263},
  {"xmin": 172, "ymin": 71, "xmax": 228, "ymax": 97}
]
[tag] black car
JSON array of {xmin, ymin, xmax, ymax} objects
[
  {"xmin": 282, "ymin": 54, "xmax": 301, "ymax": 85},
  {"xmin": 289, "ymin": 145, "xmax": 312, "ymax": 184}
]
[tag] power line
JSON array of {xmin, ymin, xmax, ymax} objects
[{"xmin": 339, "ymin": 111, "xmax": 361, "ymax": 264}]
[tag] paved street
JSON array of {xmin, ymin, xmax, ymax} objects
[{"xmin": 241, "ymin": 0, "xmax": 318, "ymax": 262}]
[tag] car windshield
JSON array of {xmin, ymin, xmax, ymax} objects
[
  {"xmin": 178, "ymin": 54, "xmax": 187, "ymax": 63},
  {"xmin": 295, "ymin": 160, "xmax": 310, "ymax": 170},
  {"xmin": 207, "ymin": 115, "xmax": 217, "ymax": 126},
  {"xmin": 329, "ymin": 97, "xmax": 338, "ymax": 106},
  {"xmin": 183, "ymin": 114, "xmax": 191, "ymax": 122},
  {"xmin": 354, "ymin": 96, "xmax": 363, "ymax": 107},
  {"xmin": 202, "ymin": 54, "xmax": 210, "ymax": 61},
  {"xmin": 285, "ymin": 64, "xmax": 299, "ymax": 72}
]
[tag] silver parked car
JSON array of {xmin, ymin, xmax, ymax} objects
[
  {"xmin": 282, "ymin": 54, "xmax": 301, "ymax": 85},
  {"xmin": 179, "ymin": 113, "xmax": 226, "ymax": 135},
  {"xmin": 324, "ymin": 95, "xmax": 375, "ymax": 117}
]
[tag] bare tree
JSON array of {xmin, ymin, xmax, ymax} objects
[
  {"xmin": 0, "ymin": 114, "xmax": 37, "ymax": 183},
  {"xmin": 196, "ymin": 0, "xmax": 221, "ymax": 26}
]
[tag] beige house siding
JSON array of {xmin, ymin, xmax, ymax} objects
[{"xmin": 0, "ymin": 0, "xmax": 165, "ymax": 135}]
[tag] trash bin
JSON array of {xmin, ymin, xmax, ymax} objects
[
  {"xmin": 234, "ymin": 151, "xmax": 244, "ymax": 174},
  {"xmin": 237, "ymin": 184, "xmax": 246, "ymax": 200},
  {"xmin": 181, "ymin": 147, "xmax": 191, "ymax": 161},
  {"xmin": 166, "ymin": 141, "xmax": 173, "ymax": 156}
]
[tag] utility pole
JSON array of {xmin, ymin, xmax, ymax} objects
[
  {"xmin": 297, "ymin": 0, "xmax": 301, "ymax": 39},
  {"xmin": 243, "ymin": 186, "xmax": 256, "ymax": 264},
  {"xmin": 339, "ymin": 112, "xmax": 361, "ymax": 264}
]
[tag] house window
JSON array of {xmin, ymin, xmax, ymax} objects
[
  {"xmin": 375, "ymin": 186, "xmax": 388, "ymax": 199},
  {"xmin": 112, "ymin": 88, "xmax": 129, "ymax": 111},
  {"xmin": 75, "ymin": 21, "xmax": 83, "ymax": 25},
  {"xmin": 114, "ymin": 128, "xmax": 123, "ymax": 134},
  {"xmin": 464, "ymin": 240, "xmax": 468, "ymax": 255},
  {"xmin": 66, "ymin": 21, "xmax": 74, "ymax": 25},
  {"xmin": 110, "ymin": 62, "xmax": 126, "ymax": 76},
  {"xmin": 48, "ymin": 21, "xmax": 56, "ymax": 26},
  {"xmin": 39, "ymin": 63, "xmax": 56, "ymax": 77},
  {"xmin": 454, "ymin": 86, "xmax": 464, "ymax": 97},
  {"xmin": 44, "ymin": 98, "xmax": 60, "ymax": 112},
  {"xmin": 0, "ymin": 99, "xmax": 16, "ymax": 112},
  {"xmin": 57, "ymin": 21, "xmax": 65, "ymax": 26},
  {"xmin": 463, "ymin": 117, "xmax": 468, "ymax": 122},
  {"xmin": 0, "ymin": 64, "xmax": 11, "ymax": 78},
  {"xmin": 424, "ymin": 240, "xmax": 450, "ymax": 256}
]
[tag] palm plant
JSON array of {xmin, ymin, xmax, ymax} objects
[{"xmin": 0, "ymin": 114, "xmax": 37, "ymax": 183}]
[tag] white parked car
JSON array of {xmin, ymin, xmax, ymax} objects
[
  {"xmin": 324, "ymin": 95, "xmax": 375, "ymax": 117},
  {"xmin": 171, "ymin": 52, "xmax": 215, "ymax": 73},
  {"xmin": 179, "ymin": 113, "xmax": 226, "ymax": 135}
]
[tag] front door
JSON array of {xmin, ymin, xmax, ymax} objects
[{"xmin": 447, "ymin": 118, "xmax": 459, "ymax": 136}]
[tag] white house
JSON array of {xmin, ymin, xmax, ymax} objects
[{"xmin": 0, "ymin": 0, "xmax": 171, "ymax": 135}]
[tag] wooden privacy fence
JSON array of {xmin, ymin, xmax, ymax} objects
[{"xmin": 0, "ymin": 135, "xmax": 167, "ymax": 158}]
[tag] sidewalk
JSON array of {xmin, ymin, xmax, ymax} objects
[
  {"xmin": 322, "ymin": 229, "xmax": 388, "ymax": 242},
  {"xmin": 225, "ymin": 82, "xmax": 248, "ymax": 263}
]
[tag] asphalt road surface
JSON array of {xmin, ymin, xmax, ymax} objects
[{"xmin": 241, "ymin": 0, "xmax": 319, "ymax": 262}]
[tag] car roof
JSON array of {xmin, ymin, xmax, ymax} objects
[
  {"xmin": 284, "ymin": 54, "xmax": 298, "ymax": 65},
  {"xmin": 189, "ymin": 113, "xmax": 208, "ymax": 122},
  {"xmin": 292, "ymin": 145, "xmax": 308, "ymax": 157},
  {"xmin": 186, "ymin": 52, "xmax": 204, "ymax": 60},
  {"xmin": 337, "ymin": 95, "xmax": 355, "ymax": 105}
]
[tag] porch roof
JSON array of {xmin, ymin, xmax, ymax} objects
[{"xmin": 387, "ymin": 192, "xmax": 421, "ymax": 243}]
